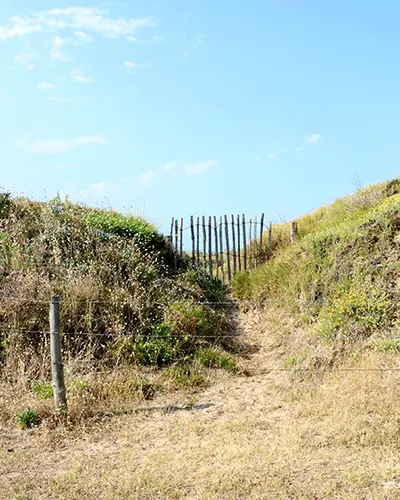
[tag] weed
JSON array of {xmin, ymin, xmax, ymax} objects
[
  {"xmin": 195, "ymin": 347, "xmax": 236, "ymax": 370},
  {"xmin": 376, "ymin": 337, "xmax": 400, "ymax": 354},
  {"xmin": 163, "ymin": 365, "xmax": 208, "ymax": 389},
  {"xmin": 31, "ymin": 381, "xmax": 53, "ymax": 399},
  {"xmin": 16, "ymin": 408, "xmax": 41, "ymax": 429}
]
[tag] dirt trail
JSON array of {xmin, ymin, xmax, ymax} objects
[{"xmin": 1, "ymin": 309, "xmax": 400, "ymax": 499}]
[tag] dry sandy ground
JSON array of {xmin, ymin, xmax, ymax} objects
[{"xmin": 1, "ymin": 309, "xmax": 400, "ymax": 499}]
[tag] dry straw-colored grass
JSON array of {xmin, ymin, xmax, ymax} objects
[{"xmin": 2, "ymin": 307, "xmax": 400, "ymax": 499}]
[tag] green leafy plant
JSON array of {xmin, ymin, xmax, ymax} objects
[
  {"xmin": 31, "ymin": 381, "xmax": 53, "ymax": 399},
  {"xmin": 16, "ymin": 408, "xmax": 41, "ymax": 429},
  {"xmin": 195, "ymin": 347, "xmax": 236, "ymax": 370}
]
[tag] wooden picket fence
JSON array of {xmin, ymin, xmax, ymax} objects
[{"xmin": 169, "ymin": 214, "xmax": 273, "ymax": 283}]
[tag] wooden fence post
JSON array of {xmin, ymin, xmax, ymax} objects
[
  {"xmin": 253, "ymin": 215, "xmax": 257, "ymax": 268},
  {"xmin": 202, "ymin": 216, "xmax": 207, "ymax": 274},
  {"xmin": 237, "ymin": 215, "xmax": 241, "ymax": 271},
  {"xmin": 269, "ymin": 221, "xmax": 273, "ymax": 256},
  {"xmin": 290, "ymin": 221, "xmax": 298, "ymax": 243},
  {"xmin": 179, "ymin": 218, "xmax": 183, "ymax": 268},
  {"xmin": 208, "ymin": 216, "xmax": 213, "ymax": 277},
  {"xmin": 259, "ymin": 213, "xmax": 265, "ymax": 264},
  {"xmin": 231, "ymin": 215, "xmax": 237, "ymax": 273},
  {"xmin": 224, "ymin": 215, "xmax": 231, "ymax": 281},
  {"xmin": 214, "ymin": 216, "xmax": 219, "ymax": 281},
  {"xmin": 174, "ymin": 219, "xmax": 179, "ymax": 269},
  {"xmin": 242, "ymin": 214, "xmax": 247, "ymax": 271},
  {"xmin": 196, "ymin": 217, "xmax": 200, "ymax": 266},
  {"xmin": 248, "ymin": 218, "xmax": 252, "ymax": 270},
  {"xmin": 190, "ymin": 216, "xmax": 195, "ymax": 268},
  {"xmin": 50, "ymin": 296, "xmax": 67, "ymax": 413},
  {"xmin": 170, "ymin": 218, "xmax": 174, "ymax": 265},
  {"xmin": 219, "ymin": 216, "xmax": 225, "ymax": 285}
]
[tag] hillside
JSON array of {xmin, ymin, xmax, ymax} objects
[
  {"xmin": 0, "ymin": 194, "xmax": 235, "ymax": 426},
  {"xmin": 2, "ymin": 182, "xmax": 400, "ymax": 499},
  {"xmin": 233, "ymin": 178, "xmax": 400, "ymax": 361}
]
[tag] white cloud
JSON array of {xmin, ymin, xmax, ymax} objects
[
  {"xmin": 51, "ymin": 35, "xmax": 69, "ymax": 61},
  {"xmin": 183, "ymin": 160, "xmax": 216, "ymax": 175},
  {"xmin": 193, "ymin": 34, "xmax": 207, "ymax": 48},
  {"xmin": 0, "ymin": 17, "xmax": 42, "ymax": 41},
  {"xmin": 74, "ymin": 31, "xmax": 93, "ymax": 43},
  {"xmin": 38, "ymin": 81, "xmax": 54, "ymax": 90},
  {"xmin": 73, "ymin": 75, "xmax": 93, "ymax": 83},
  {"xmin": 15, "ymin": 48, "xmax": 36, "ymax": 70},
  {"xmin": 0, "ymin": 8, "xmax": 157, "ymax": 42},
  {"xmin": 18, "ymin": 135, "xmax": 109, "ymax": 154},
  {"xmin": 139, "ymin": 171, "xmax": 158, "ymax": 185},
  {"xmin": 71, "ymin": 68, "xmax": 93, "ymax": 83},
  {"xmin": 81, "ymin": 181, "xmax": 117, "ymax": 198},
  {"xmin": 140, "ymin": 160, "xmax": 216, "ymax": 184},
  {"xmin": 125, "ymin": 35, "xmax": 136, "ymax": 42},
  {"xmin": 160, "ymin": 161, "xmax": 179, "ymax": 172},
  {"xmin": 307, "ymin": 134, "xmax": 322, "ymax": 144},
  {"xmin": 123, "ymin": 60, "xmax": 137, "ymax": 69}
]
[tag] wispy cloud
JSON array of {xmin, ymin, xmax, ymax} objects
[
  {"xmin": 193, "ymin": 34, "xmax": 207, "ymax": 48},
  {"xmin": 0, "ymin": 18, "xmax": 42, "ymax": 41},
  {"xmin": 183, "ymin": 160, "xmax": 216, "ymax": 175},
  {"xmin": 307, "ymin": 134, "xmax": 322, "ymax": 144},
  {"xmin": 72, "ymin": 69, "xmax": 93, "ymax": 83},
  {"xmin": 81, "ymin": 181, "xmax": 118, "ymax": 199},
  {"xmin": 18, "ymin": 135, "xmax": 109, "ymax": 154},
  {"xmin": 125, "ymin": 35, "xmax": 136, "ymax": 43},
  {"xmin": 0, "ymin": 8, "xmax": 157, "ymax": 41},
  {"xmin": 139, "ymin": 171, "xmax": 158, "ymax": 185},
  {"xmin": 15, "ymin": 48, "xmax": 36, "ymax": 70},
  {"xmin": 51, "ymin": 35, "xmax": 69, "ymax": 61},
  {"xmin": 74, "ymin": 31, "xmax": 93, "ymax": 43},
  {"xmin": 139, "ymin": 160, "xmax": 217, "ymax": 184},
  {"xmin": 48, "ymin": 96, "xmax": 87, "ymax": 103},
  {"xmin": 267, "ymin": 150, "xmax": 286, "ymax": 161},
  {"xmin": 37, "ymin": 81, "xmax": 54, "ymax": 90},
  {"xmin": 123, "ymin": 60, "xmax": 137, "ymax": 69}
]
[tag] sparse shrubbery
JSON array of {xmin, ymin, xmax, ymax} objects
[{"xmin": 0, "ymin": 196, "xmax": 231, "ymax": 383}]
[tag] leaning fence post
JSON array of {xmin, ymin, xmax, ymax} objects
[
  {"xmin": 50, "ymin": 296, "xmax": 67, "ymax": 413},
  {"xmin": 290, "ymin": 221, "xmax": 298, "ymax": 243}
]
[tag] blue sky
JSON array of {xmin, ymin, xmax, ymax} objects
[{"xmin": 1, "ymin": 1, "xmax": 400, "ymax": 233}]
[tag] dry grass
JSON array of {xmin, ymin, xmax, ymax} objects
[{"xmin": 2, "ymin": 307, "xmax": 400, "ymax": 499}]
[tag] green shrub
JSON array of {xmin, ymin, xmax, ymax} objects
[
  {"xmin": 195, "ymin": 347, "xmax": 236, "ymax": 370},
  {"xmin": 17, "ymin": 408, "xmax": 41, "ymax": 429},
  {"xmin": 376, "ymin": 337, "xmax": 400, "ymax": 354},
  {"xmin": 0, "ymin": 192, "xmax": 12, "ymax": 217},
  {"xmin": 318, "ymin": 285, "xmax": 393, "ymax": 340},
  {"xmin": 31, "ymin": 381, "xmax": 53, "ymax": 399},
  {"xmin": 124, "ymin": 323, "xmax": 181, "ymax": 366},
  {"xmin": 84, "ymin": 209, "xmax": 163, "ymax": 247}
]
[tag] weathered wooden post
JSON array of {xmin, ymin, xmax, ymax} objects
[
  {"xmin": 290, "ymin": 221, "xmax": 298, "ymax": 243},
  {"xmin": 214, "ymin": 216, "xmax": 219, "ymax": 281},
  {"xmin": 50, "ymin": 296, "xmax": 67, "ymax": 413}
]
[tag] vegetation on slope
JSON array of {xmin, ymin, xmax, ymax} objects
[
  {"xmin": 233, "ymin": 177, "xmax": 400, "ymax": 350},
  {"xmin": 0, "ymin": 194, "xmax": 235, "ymax": 425}
]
